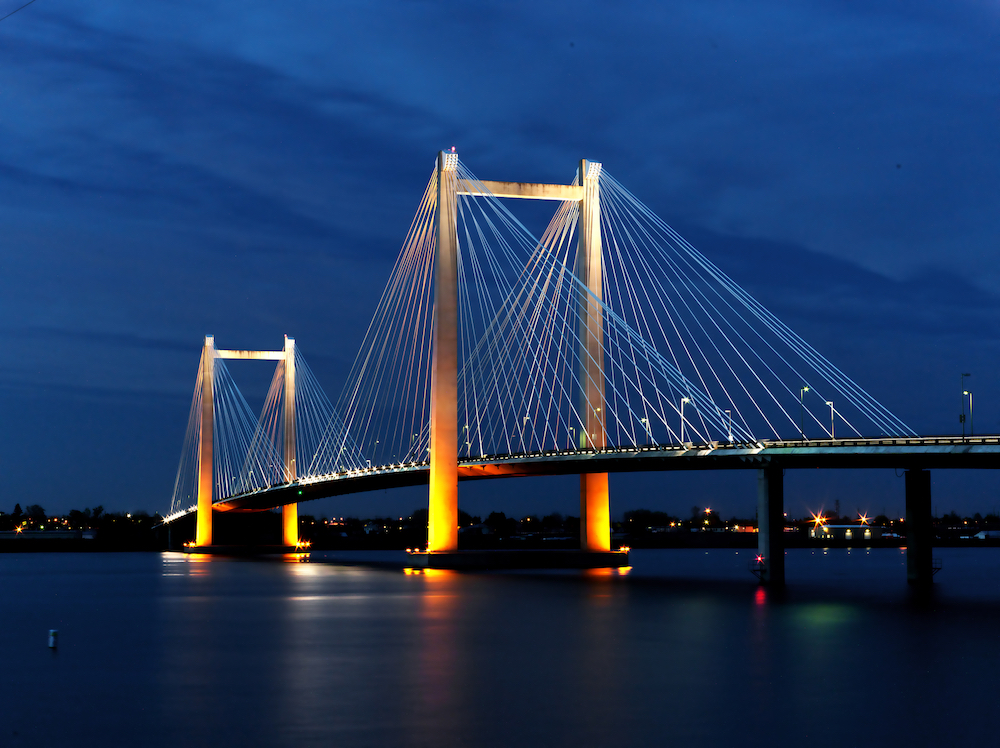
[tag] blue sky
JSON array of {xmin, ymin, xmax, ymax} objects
[{"xmin": 2, "ymin": 0, "xmax": 999, "ymax": 520}]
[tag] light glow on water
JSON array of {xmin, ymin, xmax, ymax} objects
[{"xmin": 4, "ymin": 549, "xmax": 1000, "ymax": 746}]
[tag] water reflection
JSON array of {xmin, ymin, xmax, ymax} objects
[
  {"xmin": 405, "ymin": 569, "xmax": 464, "ymax": 746},
  {"xmin": 6, "ymin": 550, "xmax": 996, "ymax": 747},
  {"xmin": 581, "ymin": 565, "xmax": 632, "ymax": 578},
  {"xmin": 161, "ymin": 550, "xmax": 216, "ymax": 576}
]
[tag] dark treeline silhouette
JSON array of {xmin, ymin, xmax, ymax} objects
[
  {"xmin": 4, "ymin": 502, "xmax": 1000, "ymax": 551},
  {"xmin": 0, "ymin": 504, "xmax": 162, "ymax": 550}
]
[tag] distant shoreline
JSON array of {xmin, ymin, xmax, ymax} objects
[{"xmin": 5, "ymin": 533, "xmax": 1000, "ymax": 553}]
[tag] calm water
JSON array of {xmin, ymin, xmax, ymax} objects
[{"xmin": 3, "ymin": 548, "xmax": 1000, "ymax": 747}]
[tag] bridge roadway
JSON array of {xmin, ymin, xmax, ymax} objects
[{"xmin": 187, "ymin": 435, "xmax": 1000, "ymax": 516}]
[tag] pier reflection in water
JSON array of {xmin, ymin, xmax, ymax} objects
[{"xmin": 3, "ymin": 549, "xmax": 1000, "ymax": 746}]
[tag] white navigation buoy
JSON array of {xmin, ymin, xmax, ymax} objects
[{"xmin": 48, "ymin": 630, "xmax": 58, "ymax": 649}]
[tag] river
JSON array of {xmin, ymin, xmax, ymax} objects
[{"xmin": 3, "ymin": 548, "xmax": 1000, "ymax": 747}]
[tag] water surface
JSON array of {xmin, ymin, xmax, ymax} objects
[{"xmin": 3, "ymin": 548, "xmax": 999, "ymax": 747}]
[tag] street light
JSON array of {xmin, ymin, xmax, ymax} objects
[
  {"xmin": 799, "ymin": 386, "xmax": 810, "ymax": 439},
  {"xmin": 961, "ymin": 373, "xmax": 972, "ymax": 439},
  {"xmin": 724, "ymin": 409, "xmax": 732, "ymax": 443},
  {"xmin": 568, "ymin": 426, "xmax": 576, "ymax": 450},
  {"xmin": 680, "ymin": 397, "xmax": 691, "ymax": 443},
  {"xmin": 640, "ymin": 417, "xmax": 650, "ymax": 445},
  {"xmin": 826, "ymin": 401, "xmax": 835, "ymax": 439},
  {"xmin": 964, "ymin": 390, "xmax": 974, "ymax": 437}
]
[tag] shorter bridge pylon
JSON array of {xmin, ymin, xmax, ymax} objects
[{"xmin": 192, "ymin": 334, "xmax": 300, "ymax": 550}]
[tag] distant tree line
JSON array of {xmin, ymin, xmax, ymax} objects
[
  {"xmin": 0, "ymin": 503, "xmax": 163, "ymax": 549},
  {"xmin": 4, "ymin": 501, "xmax": 1000, "ymax": 551}
]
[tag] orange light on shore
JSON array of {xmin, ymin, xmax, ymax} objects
[{"xmin": 810, "ymin": 511, "xmax": 827, "ymax": 528}]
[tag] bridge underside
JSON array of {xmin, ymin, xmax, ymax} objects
[{"xmin": 205, "ymin": 439, "xmax": 1000, "ymax": 514}]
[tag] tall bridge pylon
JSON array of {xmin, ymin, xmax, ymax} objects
[{"xmin": 429, "ymin": 152, "xmax": 610, "ymax": 552}]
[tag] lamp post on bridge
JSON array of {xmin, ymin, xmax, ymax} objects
[
  {"xmin": 462, "ymin": 425, "xmax": 473, "ymax": 457},
  {"xmin": 725, "ymin": 409, "xmax": 732, "ymax": 443},
  {"xmin": 640, "ymin": 417, "xmax": 650, "ymax": 446},
  {"xmin": 964, "ymin": 390, "xmax": 974, "ymax": 437},
  {"xmin": 799, "ymin": 386, "xmax": 810, "ymax": 440},
  {"xmin": 826, "ymin": 401, "xmax": 835, "ymax": 439},
  {"xmin": 961, "ymin": 373, "xmax": 972, "ymax": 440},
  {"xmin": 680, "ymin": 397, "xmax": 691, "ymax": 444}
]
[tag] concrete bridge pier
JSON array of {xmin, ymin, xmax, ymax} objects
[
  {"xmin": 905, "ymin": 469, "xmax": 933, "ymax": 585},
  {"xmin": 757, "ymin": 465, "xmax": 785, "ymax": 585}
]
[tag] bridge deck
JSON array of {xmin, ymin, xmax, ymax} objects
[{"xmin": 159, "ymin": 436, "xmax": 1000, "ymax": 523}]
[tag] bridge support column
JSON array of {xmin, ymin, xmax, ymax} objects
[
  {"xmin": 580, "ymin": 473, "xmax": 610, "ymax": 551},
  {"xmin": 282, "ymin": 335, "xmax": 298, "ymax": 547},
  {"xmin": 282, "ymin": 503, "xmax": 298, "ymax": 548},
  {"xmin": 577, "ymin": 159, "xmax": 611, "ymax": 552},
  {"xmin": 428, "ymin": 151, "xmax": 460, "ymax": 552},
  {"xmin": 757, "ymin": 465, "xmax": 785, "ymax": 585},
  {"xmin": 905, "ymin": 469, "xmax": 933, "ymax": 585},
  {"xmin": 196, "ymin": 335, "xmax": 215, "ymax": 547}
]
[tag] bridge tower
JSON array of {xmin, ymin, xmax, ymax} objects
[
  {"xmin": 282, "ymin": 335, "xmax": 298, "ymax": 547},
  {"xmin": 428, "ymin": 151, "xmax": 461, "ymax": 552},
  {"xmin": 193, "ymin": 335, "xmax": 299, "ymax": 548},
  {"xmin": 576, "ymin": 159, "xmax": 611, "ymax": 552},
  {"xmin": 196, "ymin": 335, "xmax": 215, "ymax": 547},
  {"xmin": 426, "ymin": 152, "xmax": 610, "ymax": 553}
]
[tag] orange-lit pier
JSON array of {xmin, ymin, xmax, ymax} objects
[{"xmin": 407, "ymin": 548, "xmax": 629, "ymax": 570}]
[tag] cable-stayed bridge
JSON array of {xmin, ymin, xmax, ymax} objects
[{"xmin": 163, "ymin": 152, "xmax": 1000, "ymax": 582}]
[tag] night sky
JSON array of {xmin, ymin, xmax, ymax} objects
[{"xmin": 2, "ymin": 1, "xmax": 999, "ymax": 521}]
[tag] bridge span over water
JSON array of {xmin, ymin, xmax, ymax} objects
[
  {"xmin": 162, "ymin": 151, "xmax": 996, "ymax": 583},
  {"xmin": 195, "ymin": 436, "xmax": 1000, "ymax": 512}
]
